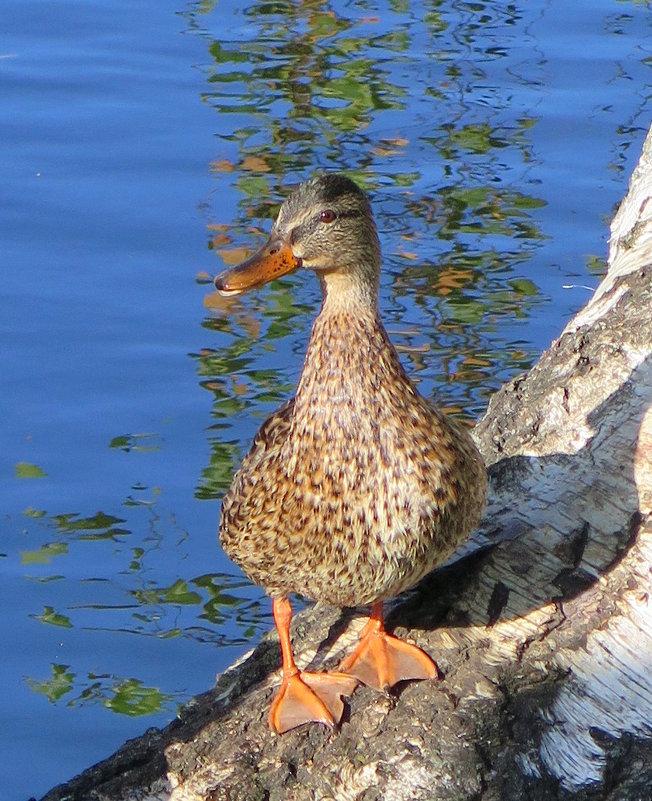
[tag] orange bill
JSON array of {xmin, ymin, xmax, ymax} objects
[{"xmin": 214, "ymin": 241, "xmax": 301, "ymax": 297}]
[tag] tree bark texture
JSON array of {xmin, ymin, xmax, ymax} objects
[{"xmin": 40, "ymin": 124, "xmax": 652, "ymax": 801}]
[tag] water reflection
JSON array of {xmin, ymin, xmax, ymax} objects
[
  {"xmin": 27, "ymin": 665, "xmax": 176, "ymax": 718},
  {"xmin": 197, "ymin": 0, "xmax": 551, "ymax": 486},
  {"xmin": 18, "ymin": 492, "xmax": 269, "ymax": 715}
]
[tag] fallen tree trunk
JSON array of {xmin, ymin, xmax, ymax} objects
[{"xmin": 41, "ymin": 124, "xmax": 652, "ymax": 801}]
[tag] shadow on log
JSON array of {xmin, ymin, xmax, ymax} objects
[{"xmin": 40, "ymin": 124, "xmax": 652, "ymax": 801}]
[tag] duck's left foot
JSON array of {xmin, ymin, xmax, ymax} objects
[{"xmin": 338, "ymin": 603, "xmax": 439, "ymax": 692}]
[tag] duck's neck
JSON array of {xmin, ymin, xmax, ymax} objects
[
  {"xmin": 310, "ymin": 272, "xmax": 385, "ymax": 386},
  {"xmin": 289, "ymin": 276, "xmax": 413, "ymax": 444},
  {"xmin": 318, "ymin": 262, "xmax": 380, "ymax": 313}
]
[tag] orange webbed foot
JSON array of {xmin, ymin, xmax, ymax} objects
[
  {"xmin": 338, "ymin": 603, "xmax": 438, "ymax": 692},
  {"xmin": 268, "ymin": 670, "xmax": 359, "ymax": 734}
]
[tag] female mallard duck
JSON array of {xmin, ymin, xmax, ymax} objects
[{"xmin": 214, "ymin": 174, "xmax": 486, "ymax": 734}]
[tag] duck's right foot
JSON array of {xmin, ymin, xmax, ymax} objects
[{"xmin": 268, "ymin": 670, "xmax": 359, "ymax": 734}]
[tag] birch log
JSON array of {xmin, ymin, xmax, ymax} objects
[{"xmin": 39, "ymin": 123, "xmax": 652, "ymax": 801}]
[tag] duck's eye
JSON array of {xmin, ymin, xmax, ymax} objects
[{"xmin": 319, "ymin": 209, "xmax": 336, "ymax": 224}]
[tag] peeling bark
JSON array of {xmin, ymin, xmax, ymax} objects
[{"xmin": 40, "ymin": 124, "xmax": 652, "ymax": 801}]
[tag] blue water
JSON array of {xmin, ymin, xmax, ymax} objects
[{"xmin": 1, "ymin": 1, "xmax": 650, "ymax": 798}]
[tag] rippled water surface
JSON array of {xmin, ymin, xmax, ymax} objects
[{"xmin": 2, "ymin": 0, "xmax": 650, "ymax": 797}]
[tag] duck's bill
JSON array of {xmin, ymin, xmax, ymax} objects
[{"xmin": 214, "ymin": 241, "xmax": 301, "ymax": 297}]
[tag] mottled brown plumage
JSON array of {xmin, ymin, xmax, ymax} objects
[{"xmin": 214, "ymin": 174, "xmax": 487, "ymax": 733}]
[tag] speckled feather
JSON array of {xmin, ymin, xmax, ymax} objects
[{"xmin": 219, "ymin": 175, "xmax": 487, "ymax": 608}]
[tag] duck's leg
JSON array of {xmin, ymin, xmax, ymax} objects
[
  {"xmin": 268, "ymin": 597, "xmax": 358, "ymax": 734},
  {"xmin": 338, "ymin": 602, "xmax": 438, "ymax": 692}
]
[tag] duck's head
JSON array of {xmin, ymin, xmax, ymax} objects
[{"xmin": 214, "ymin": 174, "xmax": 381, "ymax": 305}]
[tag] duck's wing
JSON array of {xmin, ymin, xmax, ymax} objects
[
  {"xmin": 219, "ymin": 398, "xmax": 295, "ymax": 525},
  {"xmin": 245, "ymin": 397, "xmax": 295, "ymax": 466}
]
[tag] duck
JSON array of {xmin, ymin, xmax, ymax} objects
[{"xmin": 214, "ymin": 174, "xmax": 487, "ymax": 734}]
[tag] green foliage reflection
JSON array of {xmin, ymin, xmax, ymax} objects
[
  {"xmin": 197, "ymin": 0, "xmax": 550, "ymax": 443},
  {"xmin": 27, "ymin": 664, "xmax": 75, "ymax": 703},
  {"xmin": 26, "ymin": 665, "xmax": 173, "ymax": 717},
  {"xmin": 36, "ymin": 606, "xmax": 72, "ymax": 628},
  {"xmin": 14, "ymin": 461, "xmax": 47, "ymax": 479},
  {"xmin": 104, "ymin": 679, "xmax": 172, "ymax": 717},
  {"xmin": 53, "ymin": 512, "xmax": 130, "ymax": 541},
  {"xmin": 18, "ymin": 481, "xmax": 268, "ymax": 716}
]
